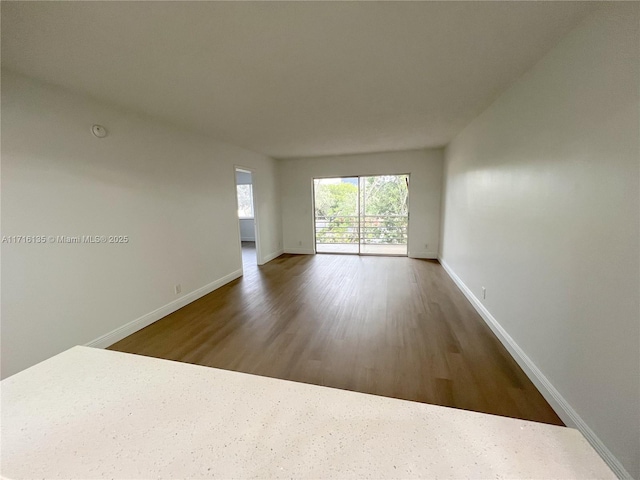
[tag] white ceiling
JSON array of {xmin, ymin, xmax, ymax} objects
[{"xmin": 2, "ymin": 1, "xmax": 595, "ymax": 159}]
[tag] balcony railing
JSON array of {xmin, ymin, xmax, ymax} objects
[{"xmin": 314, "ymin": 215, "xmax": 408, "ymax": 245}]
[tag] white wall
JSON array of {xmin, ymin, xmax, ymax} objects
[
  {"xmin": 279, "ymin": 149, "xmax": 443, "ymax": 256},
  {"xmin": 239, "ymin": 220, "xmax": 256, "ymax": 241},
  {"xmin": 1, "ymin": 71, "xmax": 282, "ymax": 379},
  {"xmin": 440, "ymin": 4, "xmax": 639, "ymax": 478},
  {"xmin": 235, "ymin": 170, "xmax": 252, "ymax": 185}
]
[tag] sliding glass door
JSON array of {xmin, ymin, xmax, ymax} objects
[{"xmin": 313, "ymin": 175, "xmax": 409, "ymax": 256}]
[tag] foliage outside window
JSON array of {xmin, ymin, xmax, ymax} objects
[{"xmin": 237, "ymin": 184, "xmax": 254, "ymax": 219}]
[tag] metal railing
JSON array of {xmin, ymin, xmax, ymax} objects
[{"xmin": 315, "ymin": 215, "xmax": 408, "ymax": 245}]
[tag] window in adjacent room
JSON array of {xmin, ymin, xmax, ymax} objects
[{"xmin": 237, "ymin": 184, "xmax": 254, "ymax": 219}]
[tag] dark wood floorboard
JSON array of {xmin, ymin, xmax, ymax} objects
[{"xmin": 109, "ymin": 253, "xmax": 563, "ymax": 426}]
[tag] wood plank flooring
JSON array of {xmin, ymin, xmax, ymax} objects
[{"xmin": 109, "ymin": 253, "xmax": 563, "ymax": 425}]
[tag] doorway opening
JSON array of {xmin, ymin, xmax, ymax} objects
[
  {"xmin": 235, "ymin": 168, "xmax": 258, "ymax": 267},
  {"xmin": 313, "ymin": 174, "xmax": 409, "ymax": 256}
]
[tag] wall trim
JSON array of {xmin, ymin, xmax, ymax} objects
[
  {"xmin": 438, "ymin": 257, "xmax": 631, "ymax": 480},
  {"xmin": 260, "ymin": 249, "xmax": 284, "ymax": 265},
  {"xmin": 86, "ymin": 269, "xmax": 243, "ymax": 349},
  {"xmin": 408, "ymin": 251, "xmax": 439, "ymax": 259},
  {"xmin": 283, "ymin": 247, "xmax": 315, "ymax": 255}
]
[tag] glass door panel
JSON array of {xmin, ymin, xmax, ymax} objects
[
  {"xmin": 360, "ymin": 175, "xmax": 408, "ymax": 256},
  {"xmin": 314, "ymin": 177, "xmax": 359, "ymax": 254}
]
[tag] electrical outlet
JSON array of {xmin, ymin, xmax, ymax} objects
[
  {"xmin": 298, "ymin": 240, "xmax": 302, "ymax": 246},
  {"xmin": 424, "ymin": 243, "xmax": 429, "ymax": 249},
  {"xmin": 175, "ymin": 284, "xmax": 182, "ymax": 295},
  {"xmin": 482, "ymin": 287, "xmax": 486, "ymax": 300}
]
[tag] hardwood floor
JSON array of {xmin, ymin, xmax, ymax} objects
[{"xmin": 109, "ymin": 253, "xmax": 563, "ymax": 426}]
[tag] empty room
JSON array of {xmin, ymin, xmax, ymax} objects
[{"xmin": 1, "ymin": 1, "xmax": 638, "ymax": 479}]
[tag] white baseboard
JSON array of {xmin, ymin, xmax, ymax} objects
[
  {"xmin": 283, "ymin": 247, "xmax": 315, "ymax": 255},
  {"xmin": 438, "ymin": 257, "xmax": 631, "ymax": 480},
  {"xmin": 86, "ymin": 269, "xmax": 243, "ymax": 349},
  {"xmin": 408, "ymin": 251, "xmax": 438, "ymax": 259},
  {"xmin": 260, "ymin": 249, "xmax": 284, "ymax": 265}
]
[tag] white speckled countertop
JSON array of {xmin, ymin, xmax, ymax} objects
[{"xmin": 1, "ymin": 346, "xmax": 614, "ymax": 479}]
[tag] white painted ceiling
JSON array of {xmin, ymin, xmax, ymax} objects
[{"xmin": 2, "ymin": 1, "xmax": 595, "ymax": 159}]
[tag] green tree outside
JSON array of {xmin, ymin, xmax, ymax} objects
[
  {"xmin": 361, "ymin": 175, "xmax": 408, "ymax": 244},
  {"xmin": 315, "ymin": 182, "xmax": 359, "ymax": 244}
]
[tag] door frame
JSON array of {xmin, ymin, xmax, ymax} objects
[{"xmin": 233, "ymin": 165, "xmax": 263, "ymax": 267}]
